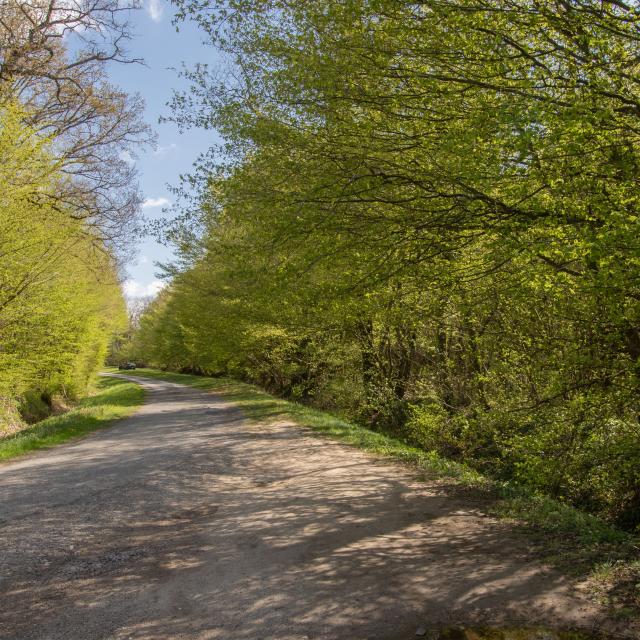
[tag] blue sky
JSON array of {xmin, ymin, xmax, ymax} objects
[{"xmin": 106, "ymin": 0, "xmax": 221, "ymax": 299}]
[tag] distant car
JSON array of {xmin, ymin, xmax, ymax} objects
[{"xmin": 118, "ymin": 362, "xmax": 136, "ymax": 370}]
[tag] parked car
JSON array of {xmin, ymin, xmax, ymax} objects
[{"xmin": 118, "ymin": 362, "xmax": 136, "ymax": 370}]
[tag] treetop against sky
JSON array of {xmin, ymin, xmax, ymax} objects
[{"xmin": 103, "ymin": 0, "xmax": 221, "ymax": 299}]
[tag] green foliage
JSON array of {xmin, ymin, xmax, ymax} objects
[
  {"xmin": 0, "ymin": 102, "xmax": 128, "ymax": 432},
  {"xmin": 131, "ymin": 0, "xmax": 640, "ymax": 531},
  {"xmin": 0, "ymin": 377, "xmax": 144, "ymax": 461}
]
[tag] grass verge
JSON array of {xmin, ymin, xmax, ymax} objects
[
  {"xmin": 107, "ymin": 367, "xmax": 640, "ymax": 617},
  {"xmin": 0, "ymin": 376, "xmax": 144, "ymax": 462}
]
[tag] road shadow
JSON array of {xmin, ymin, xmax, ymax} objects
[{"xmin": 0, "ymin": 378, "xmax": 628, "ymax": 639}]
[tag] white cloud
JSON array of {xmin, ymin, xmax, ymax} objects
[
  {"xmin": 119, "ymin": 150, "xmax": 135, "ymax": 165},
  {"xmin": 124, "ymin": 279, "xmax": 166, "ymax": 299},
  {"xmin": 147, "ymin": 0, "xmax": 164, "ymax": 23},
  {"xmin": 154, "ymin": 143, "xmax": 178, "ymax": 157},
  {"xmin": 142, "ymin": 197, "xmax": 170, "ymax": 209}
]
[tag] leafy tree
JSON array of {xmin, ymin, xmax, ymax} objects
[
  {"xmin": 0, "ymin": 0, "xmax": 154, "ymax": 254},
  {"xmin": 0, "ymin": 101, "xmax": 127, "ymax": 432},
  {"xmin": 132, "ymin": 0, "xmax": 640, "ymax": 529}
]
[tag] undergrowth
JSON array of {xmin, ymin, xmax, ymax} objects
[{"xmin": 0, "ymin": 376, "xmax": 144, "ymax": 461}]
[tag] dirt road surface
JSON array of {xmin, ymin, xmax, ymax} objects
[{"xmin": 0, "ymin": 375, "xmax": 611, "ymax": 639}]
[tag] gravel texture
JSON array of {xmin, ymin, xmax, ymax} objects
[{"xmin": 0, "ymin": 375, "xmax": 616, "ymax": 639}]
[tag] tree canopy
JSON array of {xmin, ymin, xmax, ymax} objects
[
  {"xmin": 0, "ymin": 1, "xmax": 146, "ymax": 432},
  {"xmin": 126, "ymin": 0, "xmax": 640, "ymax": 531}
]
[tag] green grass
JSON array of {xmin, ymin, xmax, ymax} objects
[
  {"xmin": 0, "ymin": 376, "xmax": 144, "ymax": 462},
  {"xmin": 107, "ymin": 366, "xmax": 640, "ymax": 615}
]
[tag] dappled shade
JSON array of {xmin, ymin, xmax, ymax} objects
[{"xmin": 0, "ymin": 378, "xmax": 611, "ymax": 639}]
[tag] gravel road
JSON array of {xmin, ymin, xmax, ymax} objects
[{"xmin": 0, "ymin": 375, "xmax": 609, "ymax": 639}]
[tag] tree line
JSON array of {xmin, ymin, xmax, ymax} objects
[
  {"xmin": 0, "ymin": 1, "xmax": 150, "ymax": 432},
  {"xmin": 126, "ymin": 0, "xmax": 640, "ymax": 531}
]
